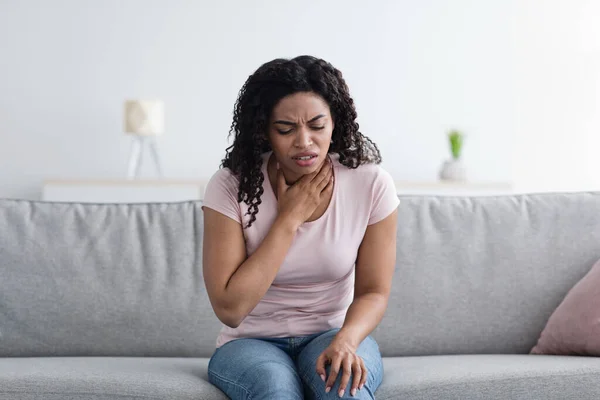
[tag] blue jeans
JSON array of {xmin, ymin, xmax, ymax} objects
[{"xmin": 207, "ymin": 328, "xmax": 383, "ymax": 399}]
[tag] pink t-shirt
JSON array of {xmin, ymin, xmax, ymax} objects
[{"xmin": 202, "ymin": 151, "xmax": 400, "ymax": 347}]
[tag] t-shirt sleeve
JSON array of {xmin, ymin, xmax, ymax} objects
[
  {"xmin": 202, "ymin": 168, "xmax": 242, "ymax": 224},
  {"xmin": 368, "ymin": 166, "xmax": 400, "ymax": 225}
]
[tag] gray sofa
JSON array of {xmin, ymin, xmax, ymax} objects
[{"xmin": 1, "ymin": 193, "xmax": 600, "ymax": 399}]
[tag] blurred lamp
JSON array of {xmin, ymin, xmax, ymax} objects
[{"xmin": 123, "ymin": 99, "xmax": 164, "ymax": 179}]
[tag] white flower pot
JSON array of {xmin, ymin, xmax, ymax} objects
[{"xmin": 439, "ymin": 159, "xmax": 467, "ymax": 181}]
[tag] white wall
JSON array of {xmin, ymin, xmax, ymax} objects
[
  {"xmin": 1, "ymin": 0, "xmax": 598, "ymax": 199},
  {"xmin": 513, "ymin": 0, "xmax": 600, "ymax": 193}
]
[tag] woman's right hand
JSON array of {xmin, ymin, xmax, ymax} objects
[{"xmin": 276, "ymin": 158, "xmax": 334, "ymax": 230}]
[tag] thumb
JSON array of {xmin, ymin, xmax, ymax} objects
[{"xmin": 276, "ymin": 163, "xmax": 288, "ymax": 197}]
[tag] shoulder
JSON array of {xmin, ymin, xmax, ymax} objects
[
  {"xmin": 332, "ymin": 154, "xmax": 399, "ymax": 225},
  {"xmin": 203, "ymin": 167, "xmax": 242, "ymax": 223},
  {"xmin": 207, "ymin": 167, "xmax": 239, "ymax": 188},
  {"xmin": 206, "ymin": 152, "xmax": 271, "ymax": 195},
  {"xmin": 332, "ymin": 155, "xmax": 394, "ymax": 190},
  {"xmin": 204, "ymin": 167, "xmax": 240, "ymax": 202}
]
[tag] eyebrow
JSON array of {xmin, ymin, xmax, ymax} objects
[{"xmin": 274, "ymin": 114, "xmax": 325, "ymax": 126}]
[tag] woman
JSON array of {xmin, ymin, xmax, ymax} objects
[{"xmin": 202, "ymin": 55, "xmax": 398, "ymax": 399}]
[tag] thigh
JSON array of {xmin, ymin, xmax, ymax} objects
[
  {"xmin": 208, "ymin": 338, "xmax": 303, "ymax": 400},
  {"xmin": 296, "ymin": 329, "xmax": 384, "ymax": 400}
]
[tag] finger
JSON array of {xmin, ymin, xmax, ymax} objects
[
  {"xmin": 320, "ymin": 173, "xmax": 334, "ymax": 197},
  {"xmin": 299, "ymin": 157, "xmax": 330, "ymax": 189},
  {"xmin": 338, "ymin": 358, "xmax": 353, "ymax": 398},
  {"xmin": 310, "ymin": 156, "xmax": 332, "ymax": 184},
  {"xmin": 315, "ymin": 164, "xmax": 333, "ymax": 192},
  {"xmin": 315, "ymin": 353, "xmax": 327, "ymax": 383},
  {"xmin": 325, "ymin": 355, "xmax": 342, "ymax": 394},
  {"xmin": 297, "ymin": 168, "xmax": 320, "ymax": 188},
  {"xmin": 359, "ymin": 358, "xmax": 368, "ymax": 390},
  {"xmin": 351, "ymin": 360, "xmax": 362, "ymax": 397}
]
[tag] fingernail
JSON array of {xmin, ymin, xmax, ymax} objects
[
  {"xmin": 276, "ymin": 162, "xmax": 280, "ymax": 170},
  {"xmin": 320, "ymin": 374, "xmax": 326, "ymax": 382},
  {"xmin": 339, "ymin": 389, "xmax": 345, "ymax": 397},
  {"xmin": 359, "ymin": 384, "xmax": 364, "ymax": 390},
  {"xmin": 325, "ymin": 387, "xmax": 331, "ymax": 393},
  {"xmin": 351, "ymin": 388, "xmax": 357, "ymax": 396}
]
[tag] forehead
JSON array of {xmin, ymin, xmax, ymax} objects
[{"xmin": 271, "ymin": 92, "xmax": 330, "ymax": 119}]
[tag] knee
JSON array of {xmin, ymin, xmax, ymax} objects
[
  {"xmin": 256, "ymin": 361, "xmax": 299, "ymax": 384},
  {"xmin": 252, "ymin": 362, "xmax": 304, "ymax": 397},
  {"xmin": 208, "ymin": 340, "xmax": 304, "ymax": 399},
  {"xmin": 301, "ymin": 369, "xmax": 373, "ymax": 400},
  {"xmin": 301, "ymin": 369, "xmax": 334, "ymax": 398},
  {"xmin": 210, "ymin": 361, "xmax": 303, "ymax": 399}
]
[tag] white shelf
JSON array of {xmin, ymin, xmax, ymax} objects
[
  {"xmin": 395, "ymin": 181, "xmax": 514, "ymax": 196},
  {"xmin": 42, "ymin": 179, "xmax": 205, "ymax": 203},
  {"xmin": 42, "ymin": 178, "xmax": 514, "ymax": 203}
]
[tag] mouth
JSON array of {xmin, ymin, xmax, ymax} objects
[
  {"xmin": 291, "ymin": 152, "xmax": 318, "ymax": 160},
  {"xmin": 291, "ymin": 153, "xmax": 319, "ymax": 167},
  {"xmin": 292, "ymin": 155, "xmax": 318, "ymax": 161}
]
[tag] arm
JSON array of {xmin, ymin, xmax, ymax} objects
[
  {"xmin": 336, "ymin": 209, "xmax": 398, "ymax": 348},
  {"xmin": 203, "ymin": 160, "xmax": 333, "ymax": 328},
  {"xmin": 317, "ymin": 209, "xmax": 398, "ymax": 396},
  {"xmin": 202, "ymin": 209, "xmax": 296, "ymax": 328}
]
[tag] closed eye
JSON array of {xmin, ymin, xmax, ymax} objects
[
  {"xmin": 277, "ymin": 129, "xmax": 293, "ymax": 135},
  {"xmin": 312, "ymin": 126, "xmax": 325, "ymax": 130}
]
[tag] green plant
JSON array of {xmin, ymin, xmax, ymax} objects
[{"xmin": 448, "ymin": 130, "xmax": 464, "ymax": 160}]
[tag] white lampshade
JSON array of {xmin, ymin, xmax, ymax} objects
[{"xmin": 123, "ymin": 100, "xmax": 164, "ymax": 136}]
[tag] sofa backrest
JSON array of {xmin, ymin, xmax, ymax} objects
[
  {"xmin": 375, "ymin": 192, "xmax": 600, "ymax": 356},
  {"xmin": 0, "ymin": 199, "xmax": 221, "ymax": 357},
  {"xmin": 1, "ymin": 193, "xmax": 599, "ymax": 358}
]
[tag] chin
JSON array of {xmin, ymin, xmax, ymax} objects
[
  {"xmin": 288, "ymin": 166, "xmax": 315, "ymax": 176},
  {"xmin": 305, "ymin": 165, "xmax": 320, "ymax": 175}
]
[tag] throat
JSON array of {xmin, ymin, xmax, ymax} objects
[
  {"xmin": 266, "ymin": 156, "xmax": 334, "ymax": 223},
  {"xmin": 267, "ymin": 156, "xmax": 301, "ymax": 192}
]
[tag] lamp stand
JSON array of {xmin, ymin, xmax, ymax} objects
[{"xmin": 127, "ymin": 136, "xmax": 163, "ymax": 179}]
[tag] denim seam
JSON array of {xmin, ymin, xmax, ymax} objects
[
  {"xmin": 300, "ymin": 369, "xmax": 324, "ymax": 400},
  {"xmin": 208, "ymin": 370, "xmax": 252, "ymax": 400}
]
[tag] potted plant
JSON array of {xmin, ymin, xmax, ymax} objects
[{"xmin": 439, "ymin": 129, "xmax": 467, "ymax": 181}]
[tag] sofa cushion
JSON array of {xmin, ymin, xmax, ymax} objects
[
  {"xmin": 377, "ymin": 354, "xmax": 600, "ymax": 400},
  {"xmin": 530, "ymin": 258, "xmax": 600, "ymax": 355},
  {"xmin": 2, "ymin": 355, "xmax": 598, "ymax": 400},
  {"xmin": 0, "ymin": 357, "xmax": 226, "ymax": 400}
]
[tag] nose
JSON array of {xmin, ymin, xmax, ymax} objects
[{"xmin": 293, "ymin": 127, "xmax": 312, "ymax": 149}]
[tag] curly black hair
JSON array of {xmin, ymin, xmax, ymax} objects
[{"xmin": 221, "ymin": 55, "xmax": 382, "ymax": 227}]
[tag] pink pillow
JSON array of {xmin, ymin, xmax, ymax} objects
[{"xmin": 530, "ymin": 258, "xmax": 600, "ymax": 356}]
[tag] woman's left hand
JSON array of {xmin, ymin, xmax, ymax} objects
[{"xmin": 315, "ymin": 337, "xmax": 367, "ymax": 397}]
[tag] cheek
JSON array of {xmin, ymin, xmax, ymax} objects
[
  {"xmin": 268, "ymin": 133, "xmax": 291, "ymax": 155},
  {"xmin": 318, "ymin": 130, "xmax": 334, "ymax": 146},
  {"xmin": 267, "ymin": 131, "xmax": 281, "ymax": 148}
]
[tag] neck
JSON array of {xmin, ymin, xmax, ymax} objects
[
  {"xmin": 281, "ymin": 169, "xmax": 302, "ymax": 185},
  {"xmin": 267, "ymin": 155, "xmax": 303, "ymax": 192}
]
